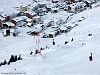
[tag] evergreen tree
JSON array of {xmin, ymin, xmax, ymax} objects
[
  {"xmin": 8, "ymin": 61, "xmax": 10, "ymax": 65},
  {"xmin": 3, "ymin": 60, "xmax": 7, "ymax": 65},
  {"xmin": 0, "ymin": 62, "xmax": 1, "ymax": 67},
  {"xmin": 18, "ymin": 54, "xmax": 22, "ymax": 60},
  {"xmin": 9, "ymin": 55, "xmax": 15, "ymax": 62},
  {"xmin": 1, "ymin": 62, "xmax": 3, "ymax": 65},
  {"xmin": 14, "ymin": 55, "xmax": 18, "ymax": 62}
]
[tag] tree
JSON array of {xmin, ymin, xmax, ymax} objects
[
  {"xmin": 14, "ymin": 55, "xmax": 18, "ymax": 62},
  {"xmin": 18, "ymin": 54, "xmax": 22, "ymax": 60},
  {"xmin": 9, "ymin": 55, "xmax": 15, "ymax": 62},
  {"xmin": 3, "ymin": 60, "xmax": 7, "ymax": 65}
]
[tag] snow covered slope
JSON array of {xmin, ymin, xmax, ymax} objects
[
  {"xmin": 0, "ymin": 1, "xmax": 100, "ymax": 75},
  {"xmin": 0, "ymin": 0, "xmax": 33, "ymax": 13}
]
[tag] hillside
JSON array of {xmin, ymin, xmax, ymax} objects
[
  {"xmin": 0, "ymin": 0, "xmax": 33, "ymax": 14},
  {"xmin": 0, "ymin": 0, "xmax": 100, "ymax": 75}
]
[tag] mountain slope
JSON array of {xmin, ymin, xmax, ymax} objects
[{"xmin": 0, "ymin": 1, "xmax": 100, "ymax": 75}]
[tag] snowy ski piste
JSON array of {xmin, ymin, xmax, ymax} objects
[{"xmin": 0, "ymin": 0, "xmax": 100, "ymax": 75}]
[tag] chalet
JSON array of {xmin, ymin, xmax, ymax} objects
[
  {"xmin": 51, "ymin": 8, "xmax": 59, "ymax": 13},
  {"xmin": 26, "ymin": 18, "xmax": 33, "ymax": 27},
  {"xmin": 60, "ymin": 25, "xmax": 67, "ymax": 33},
  {"xmin": 67, "ymin": 23, "xmax": 75, "ymax": 27},
  {"xmin": 20, "ymin": 5, "xmax": 31, "ymax": 12},
  {"xmin": 66, "ymin": 0, "xmax": 76, "ymax": 3},
  {"xmin": 79, "ymin": 2, "xmax": 87, "ymax": 11},
  {"xmin": 46, "ymin": 21, "xmax": 54, "ymax": 27},
  {"xmin": 33, "ymin": 24, "xmax": 44, "ymax": 33},
  {"xmin": 0, "ymin": 15, "xmax": 5, "ymax": 25},
  {"xmin": 36, "ymin": 8, "xmax": 47, "ymax": 16},
  {"xmin": 52, "ymin": 0, "xmax": 59, "ymax": 3},
  {"xmin": 24, "ymin": 13, "xmax": 33, "ymax": 19},
  {"xmin": 30, "ymin": 31, "xmax": 39, "ymax": 36},
  {"xmin": 58, "ymin": 4, "xmax": 67, "ymax": 11},
  {"xmin": 43, "ymin": 27, "xmax": 60, "ymax": 38},
  {"xmin": 1, "ymin": 24, "xmax": 8, "ymax": 29},
  {"xmin": 45, "ymin": 5, "xmax": 52, "ymax": 11},
  {"xmin": 10, "ymin": 20, "xmax": 17, "ymax": 25},
  {"xmin": 4, "ymin": 16, "xmax": 10, "ymax": 22},
  {"xmin": 38, "ymin": 2, "xmax": 46, "ymax": 8},
  {"xmin": 2, "ymin": 29, "xmax": 14, "ymax": 37},
  {"xmin": 33, "ymin": 16, "xmax": 41, "ymax": 22},
  {"xmin": 10, "ymin": 29, "xmax": 15, "ymax": 36},
  {"xmin": 25, "ymin": 11, "xmax": 36, "ymax": 17},
  {"xmin": 17, "ymin": 12, "xmax": 24, "ymax": 16},
  {"xmin": 24, "ymin": 12, "xmax": 37, "ymax": 24},
  {"xmin": 26, "ymin": 18, "xmax": 33, "ymax": 23},
  {"xmin": 12, "ymin": 16, "xmax": 27, "ymax": 26},
  {"xmin": 48, "ymin": 31, "xmax": 56, "ymax": 38},
  {"xmin": 33, "ymin": 6, "xmax": 38, "ymax": 11},
  {"xmin": 2, "ymin": 22, "xmax": 15, "ymax": 29},
  {"xmin": 28, "ymin": 24, "xmax": 45, "ymax": 36},
  {"xmin": 43, "ymin": 19, "xmax": 51, "ymax": 27},
  {"xmin": 67, "ymin": 2, "xmax": 87, "ymax": 13},
  {"xmin": 48, "ymin": 29, "xmax": 60, "ymax": 38},
  {"xmin": 84, "ymin": 1, "xmax": 92, "ymax": 8},
  {"xmin": 91, "ymin": 3, "xmax": 100, "ymax": 9},
  {"xmin": 3, "ymin": 29, "xmax": 10, "ymax": 36},
  {"xmin": 3, "ymin": 13, "xmax": 18, "ymax": 22}
]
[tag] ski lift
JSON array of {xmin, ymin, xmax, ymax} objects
[{"xmin": 34, "ymin": 36, "xmax": 42, "ymax": 56}]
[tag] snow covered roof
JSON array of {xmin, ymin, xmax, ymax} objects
[
  {"xmin": 37, "ymin": 8, "xmax": 47, "ymax": 11},
  {"xmin": 38, "ymin": 2, "xmax": 46, "ymax": 5},
  {"xmin": 13, "ymin": 16, "xmax": 28, "ymax": 22},
  {"xmin": 67, "ymin": 24, "xmax": 75, "ymax": 27},
  {"xmin": 60, "ymin": 24, "xmax": 67, "ymax": 30},
  {"xmin": 24, "ymin": 11, "xmax": 36, "ymax": 16},
  {"xmin": 51, "ymin": 7, "xmax": 59, "ymax": 10},
  {"xmin": 26, "ymin": 18, "xmax": 32, "ymax": 22},
  {"xmin": 86, "ymin": 1, "xmax": 93, "ymax": 3},
  {"xmin": 48, "ymin": 31, "xmax": 56, "ymax": 34},
  {"xmin": 68, "ymin": 2, "xmax": 87, "ymax": 8},
  {"xmin": 60, "ymin": 26, "xmax": 67, "ymax": 30},
  {"xmin": 53, "ymin": 0, "xmax": 59, "ymax": 1},
  {"xmin": 5, "ymin": 22, "xmax": 15, "ymax": 26},
  {"xmin": 46, "ymin": 3, "xmax": 53, "ymax": 8},
  {"xmin": 27, "ymin": 23, "xmax": 32, "ymax": 26}
]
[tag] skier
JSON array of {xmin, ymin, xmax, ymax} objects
[
  {"xmin": 52, "ymin": 39, "xmax": 55, "ymax": 45},
  {"xmin": 89, "ymin": 53, "xmax": 93, "ymax": 61},
  {"xmin": 71, "ymin": 38, "xmax": 73, "ymax": 42}
]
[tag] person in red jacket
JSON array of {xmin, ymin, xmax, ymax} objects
[{"xmin": 89, "ymin": 53, "xmax": 93, "ymax": 61}]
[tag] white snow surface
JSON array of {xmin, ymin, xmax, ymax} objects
[{"xmin": 0, "ymin": 0, "xmax": 100, "ymax": 75}]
